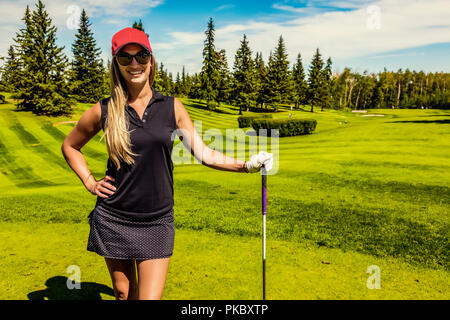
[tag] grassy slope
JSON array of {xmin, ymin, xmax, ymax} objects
[
  {"xmin": 1, "ymin": 222, "xmax": 448, "ymax": 300},
  {"xmin": 0, "ymin": 92, "xmax": 449, "ymax": 299}
]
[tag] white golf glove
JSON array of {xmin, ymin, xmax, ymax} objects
[{"xmin": 246, "ymin": 151, "xmax": 273, "ymax": 173}]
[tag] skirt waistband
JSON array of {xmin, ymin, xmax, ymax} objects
[{"xmin": 91, "ymin": 203, "xmax": 174, "ymax": 222}]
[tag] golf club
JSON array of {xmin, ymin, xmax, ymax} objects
[{"xmin": 261, "ymin": 163, "xmax": 267, "ymax": 300}]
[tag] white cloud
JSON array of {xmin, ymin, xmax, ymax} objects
[
  {"xmin": 272, "ymin": 4, "xmax": 306, "ymax": 13},
  {"xmin": 155, "ymin": 0, "xmax": 450, "ymax": 75},
  {"xmin": 367, "ymin": 52, "xmax": 425, "ymax": 60},
  {"xmin": 215, "ymin": 4, "xmax": 235, "ymax": 12},
  {"xmin": 1, "ymin": 0, "xmax": 449, "ymax": 76},
  {"xmin": 0, "ymin": 0, "xmax": 164, "ymax": 65},
  {"xmin": 170, "ymin": 32, "xmax": 205, "ymax": 46},
  {"xmin": 325, "ymin": 1, "xmax": 365, "ymax": 9},
  {"xmin": 100, "ymin": 18, "xmax": 129, "ymax": 25}
]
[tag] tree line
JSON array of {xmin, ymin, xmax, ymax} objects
[
  {"xmin": 178, "ymin": 17, "xmax": 449, "ymax": 112},
  {"xmin": 0, "ymin": 1, "xmax": 448, "ymax": 116}
]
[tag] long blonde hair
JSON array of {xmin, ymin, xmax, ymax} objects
[{"xmin": 100, "ymin": 54, "xmax": 156, "ymax": 169}]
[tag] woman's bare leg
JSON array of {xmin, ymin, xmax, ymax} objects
[
  {"xmin": 135, "ymin": 257, "xmax": 170, "ymax": 300},
  {"xmin": 104, "ymin": 257, "xmax": 138, "ymax": 300}
]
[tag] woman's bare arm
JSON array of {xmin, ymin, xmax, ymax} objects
[
  {"xmin": 174, "ymin": 98, "xmax": 248, "ymax": 173},
  {"xmin": 61, "ymin": 102, "xmax": 116, "ymax": 197}
]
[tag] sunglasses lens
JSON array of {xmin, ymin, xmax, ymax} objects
[
  {"xmin": 116, "ymin": 50, "xmax": 151, "ymax": 66},
  {"xmin": 116, "ymin": 53, "xmax": 132, "ymax": 66},
  {"xmin": 136, "ymin": 51, "xmax": 151, "ymax": 64}
]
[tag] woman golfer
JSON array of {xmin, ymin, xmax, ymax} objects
[{"xmin": 61, "ymin": 27, "xmax": 273, "ymax": 300}]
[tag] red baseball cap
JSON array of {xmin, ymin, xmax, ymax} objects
[{"xmin": 111, "ymin": 27, "xmax": 152, "ymax": 56}]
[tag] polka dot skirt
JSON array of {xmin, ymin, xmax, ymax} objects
[{"xmin": 87, "ymin": 205, "xmax": 175, "ymax": 260}]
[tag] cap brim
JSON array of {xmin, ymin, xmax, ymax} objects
[{"xmin": 114, "ymin": 42, "xmax": 151, "ymax": 55}]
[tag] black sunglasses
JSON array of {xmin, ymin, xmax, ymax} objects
[{"xmin": 115, "ymin": 50, "xmax": 152, "ymax": 66}]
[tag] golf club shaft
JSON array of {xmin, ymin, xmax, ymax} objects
[{"xmin": 262, "ymin": 165, "xmax": 267, "ymax": 300}]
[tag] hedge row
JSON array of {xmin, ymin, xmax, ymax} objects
[
  {"xmin": 251, "ymin": 118, "xmax": 317, "ymax": 137},
  {"xmin": 237, "ymin": 114, "xmax": 273, "ymax": 128}
]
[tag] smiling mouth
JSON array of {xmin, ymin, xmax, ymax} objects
[{"xmin": 128, "ymin": 70, "xmax": 144, "ymax": 75}]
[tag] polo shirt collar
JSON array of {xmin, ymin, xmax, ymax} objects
[
  {"xmin": 125, "ymin": 87, "xmax": 165, "ymax": 127},
  {"xmin": 126, "ymin": 87, "xmax": 164, "ymax": 110}
]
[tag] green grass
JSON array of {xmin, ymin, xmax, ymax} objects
[
  {"xmin": 1, "ymin": 222, "xmax": 448, "ymax": 300},
  {"xmin": 0, "ymin": 91, "xmax": 449, "ymax": 299}
]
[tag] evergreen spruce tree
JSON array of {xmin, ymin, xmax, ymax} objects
[
  {"xmin": 232, "ymin": 34, "xmax": 256, "ymax": 114},
  {"xmin": 199, "ymin": 17, "xmax": 220, "ymax": 109},
  {"xmin": 307, "ymin": 48, "xmax": 325, "ymax": 112},
  {"xmin": 1, "ymin": 46, "xmax": 21, "ymax": 93},
  {"xmin": 154, "ymin": 61, "xmax": 162, "ymax": 92},
  {"xmin": 188, "ymin": 73, "xmax": 202, "ymax": 100},
  {"xmin": 154, "ymin": 61, "xmax": 171, "ymax": 94},
  {"xmin": 70, "ymin": 9, "xmax": 108, "ymax": 103},
  {"xmin": 254, "ymin": 52, "xmax": 267, "ymax": 109},
  {"xmin": 161, "ymin": 64, "xmax": 170, "ymax": 94},
  {"xmin": 0, "ymin": 56, "xmax": 5, "ymax": 91},
  {"xmin": 320, "ymin": 57, "xmax": 333, "ymax": 111},
  {"xmin": 10, "ymin": 5, "xmax": 34, "ymax": 97},
  {"xmin": 291, "ymin": 53, "xmax": 308, "ymax": 109},
  {"xmin": 263, "ymin": 51, "xmax": 276, "ymax": 109},
  {"xmin": 265, "ymin": 35, "xmax": 290, "ymax": 110},
  {"xmin": 216, "ymin": 49, "xmax": 232, "ymax": 106},
  {"xmin": 174, "ymin": 72, "xmax": 182, "ymax": 96},
  {"xmin": 168, "ymin": 72, "xmax": 174, "ymax": 95},
  {"xmin": 181, "ymin": 66, "xmax": 193, "ymax": 97},
  {"xmin": 132, "ymin": 19, "xmax": 150, "ymax": 38},
  {"xmin": 104, "ymin": 58, "xmax": 111, "ymax": 89},
  {"xmin": 181, "ymin": 66, "xmax": 187, "ymax": 96},
  {"xmin": 15, "ymin": 0, "xmax": 72, "ymax": 115}
]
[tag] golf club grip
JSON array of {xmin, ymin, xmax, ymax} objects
[{"xmin": 262, "ymin": 164, "xmax": 267, "ymax": 188}]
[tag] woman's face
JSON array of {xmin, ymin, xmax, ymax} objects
[{"xmin": 116, "ymin": 43, "xmax": 152, "ymax": 86}]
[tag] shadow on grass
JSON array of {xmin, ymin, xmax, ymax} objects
[
  {"xmin": 386, "ymin": 119, "xmax": 450, "ymax": 124},
  {"xmin": 28, "ymin": 276, "xmax": 114, "ymax": 300},
  {"xmin": 184, "ymin": 101, "xmax": 236, "ymax": 115},
  {"xmin": 245, "ymin": 130, "xmax": 286, "ymax": 137},
  {"xmin": 417, "ymin": 114, "xmax": 450, "ymax": 117},
  {"xmin": 292, "ymin": 107, "xmax": 313, "ymax": 113}
]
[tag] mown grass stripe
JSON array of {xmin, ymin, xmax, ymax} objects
[
  {"xmin": 0, "ymin": 131, "xmax": 61, "ymax": 188},
  {"xmin": 39, "ymin": 120, "xmax": 108, "ymax": 165},
  {"xmin": 6, "ymin": 112, "xmax": 71, "ymax": 171}
]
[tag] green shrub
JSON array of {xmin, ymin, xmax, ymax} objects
[
  {"xmin": 251, "ymin": 118, "xmax": 317, "ymax": 137},
  {"xmin": 237, "ymin": 114, "xmax": 273, "ymax": 128},
  {"xmin": 0, "ymin": 94, "xmax": 5, "ymax": 104}
]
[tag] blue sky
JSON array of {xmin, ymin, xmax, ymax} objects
[{"xmin": 1, "ymin": 0, "xmax": 449, "ymax": 76}]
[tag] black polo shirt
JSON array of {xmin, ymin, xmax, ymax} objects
[{"xmin": 95, "ymin": 87, "xmax": 177, "ymax": 219}]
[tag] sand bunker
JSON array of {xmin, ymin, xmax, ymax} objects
[{"xmin": 361, "ymin": 114, "xmax": 385, "ymax": 117}]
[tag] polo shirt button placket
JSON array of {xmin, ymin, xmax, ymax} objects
[{"xmin": 142, "ymin": 111, "xmax": 148, "ymax": 124}]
